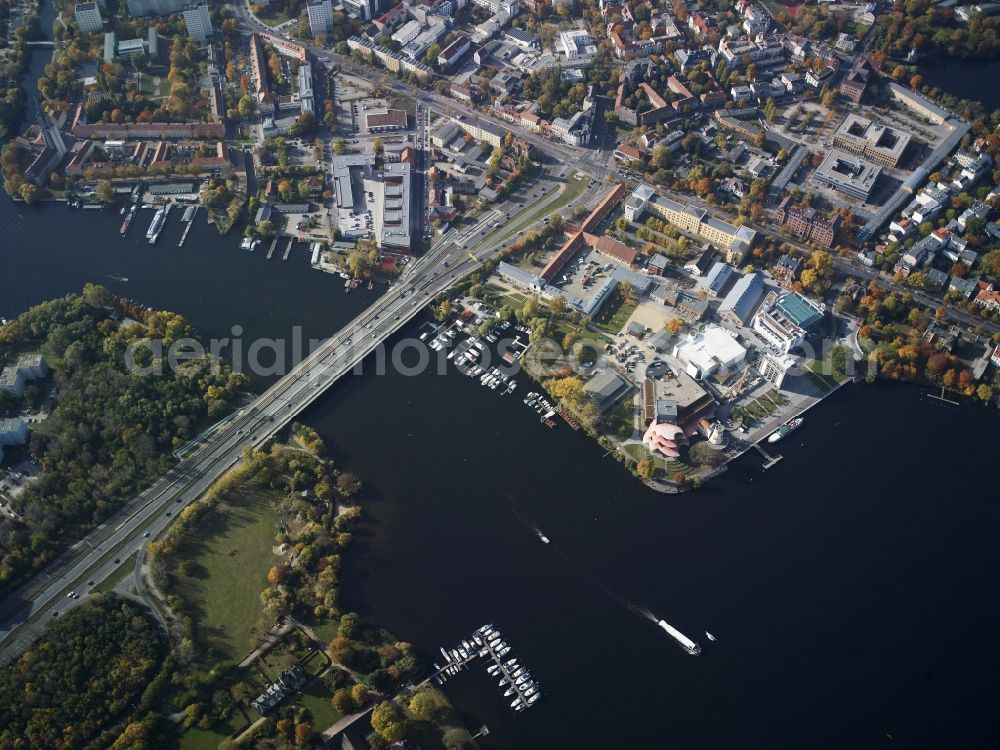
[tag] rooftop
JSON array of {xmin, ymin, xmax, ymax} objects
[
  {"xmin": 834, "ymin": 113, "xmax": 911, "ymax": 163},
  {"xmin": 814, "ymin": 149, "xmax": 881, "ymax": 197}
]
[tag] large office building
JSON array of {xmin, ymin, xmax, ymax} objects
[
  {"xmin": 752, "ymin": 291, "xmax": 825, "ymax": 353},
  {"xmin": 306, "ymin": 0, "xmax": 334, "ymax": 35},
  {"xmin": 75, "ymin": 2, "xmax": 104, "ymax": 32},
  {"xmin": 182, "ymin": 2, "xmax": 212, "ymax": 41},
  {"xmin": 832, "ymin": 114, "xmax": 911, "ymax": 168},
  {"xmin": 813, "ymin": 150, "xmax": 881, "ymax": 202},
  {"xmin": 624, "ymin": 184, "xmax": 757, "ymax": 264},
  {"xmin": 375, "ymin": 162, "xmax": 411, "ymax": 253}
]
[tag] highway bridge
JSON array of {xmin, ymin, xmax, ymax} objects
[{"xmin": 0, "ymin": 163, "xmax": 589, "ymax": 664}]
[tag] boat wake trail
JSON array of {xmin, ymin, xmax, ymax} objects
[
  {"xmin": 629, "ymin": 605, "xmax": 660, "ymax": 623},
  {"xmin": 501, "ymin": 489, "xmax": 550, "ymax": 544}
]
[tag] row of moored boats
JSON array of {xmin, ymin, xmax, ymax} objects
[
  {"xmin": 433, "ymin": 623, "xmax": 542, "ymax": 712},
  {"xmin": 480, "ymin": 624, "xmax": 542, "ymax": 712},
  {"xmin": 523, "ymin": 392, "xmax": 557, "ymax": 429}
]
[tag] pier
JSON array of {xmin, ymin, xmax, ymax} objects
[
  {"xmin": 434, "ymin": 624, "xmax": 541, "ymax": 712},
  {"xmin": 752, "ymin": 442, "xmax": 783, "ymax": 470},
  {"xmin": 266, "ymin": 235, "xmax": 279, "ymax": 260},
  {"xmin": 177, "ymin": 207, "xmax": 197, "ymax": 247},
  {"xmin": 282, "ymin": 237, "xmax": 294, "ymax": 261}
]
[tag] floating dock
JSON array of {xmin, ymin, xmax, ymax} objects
[
  {"xmin": 266, "ymin": 235, "xmax": 279, "ymax": 260},
  {"xmin": 282, "ymin": 237, "xmax": 294, "ymax": 261},
  {"xmin": 657, "ymin": 619, "xmax": 701, "ymax": 655},
  {"xmin": 177, "ymin": 206, "xmax": 197, "ymax": 247},
  {"xmin": 435, "ymin": 624, "xmax": 542, "ymax": 712},
  {"xmin": 752, "ymin": 442, "xmax": 782, "ymax": 470}
]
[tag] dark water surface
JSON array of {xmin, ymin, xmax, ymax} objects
[{"xmin": 919, "ymin": 57, "xmax": 1000, "ymax": 111}]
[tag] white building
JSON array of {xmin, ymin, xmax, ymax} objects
[
  {"xmin": 297, "ymin": 63, "xmax": 314, "ymax": 115},
  {"xmin": 758, "ymin": 351, "xmax": 796, "ymax": 388},
  {"xmin": 182, "ymin": 2, "xmax": 212, "ymax": 41},
  {"xmin": 342, "ymin": 0, "xmax": 375, "ymax": 20},
  {"xmin": 559, "ymin": 29, "xmax": 596, "ymax": 60},
  {"xmin": 752, "ymin": 292, "xmax": 825, "ymax": 354},
  {"xmin": 472, "ymin": 0, "xmax": 518, "ymax": 14},
  {"xmin": 392, "ymin": 19, "xmax": 423, "ymax": 46},
  {"xmin": 672, "ymin": 325, "xmax": 747, "ymax": 380},
  {"xmin": 306, "ymin": 0, "xmax": 333, "ymax": 36},
  {"xmin": 75, "ymin": 2, "xmax": 104, "ymax": 33},
  {"xmin": 0, "ymin": 354, "xmax": 48, "ymax": 397}
]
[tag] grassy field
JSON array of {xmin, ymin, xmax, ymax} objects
[
  {"xmin": 257, "ymin": 10, "xmax": 293, "ymax": 26},
  {"xmin": 808, "ymin": 358, "xmax": 846, "ymax": 389},
  {"xmin": 171, "ymin": 488, "xmax": 284, "ymax": 664},
  {"xmin": 606, "ymin": 401, "xmax": 637, "ymax": 439},
  {"xmin": 593, "ymin": 290, "xmax": 638, "ymax": 335},
  {"xmin": 622, "ymin": 443, "xmax": 649, "ymax": 462},
  {"xmin": 739, "ymin": 389, "xmax": 786, "ymax": 421},
  {"xmin": 296, "ymin": 678, "xmax": 342, "ymax": 729},
  {"xmin": 136, "ymin": 72, "xmax": 167, "ymax": 101},
  {"xmin": 94, "ymin": 552, "xmax": 137, "ymax": 593}
]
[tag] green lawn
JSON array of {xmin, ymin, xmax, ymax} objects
[
  {"xmin": 665, "ymin": 458, "xmax": 697, "ymax": 476},
  {"xmin": 808, "ymin": 358, "xmax": 846, "ymax": 387},
  {"xmin": 804, "ymin": 368, "xmax": 835, "ymax": 393},
  {"xmin": 171, "ymin": 488, "xmax": 284, "ymax": 664},
  {"xmin": 93, "ymin": 552, "xmax": 137, "ymax": 593},
  {"xmin": 606, "ymin": 401, "xmax": 637, "ymax": 439},
  {"xmin": 593, "ymin": 291, "xmax": 638, "ymax": 335},
  {"xmin": 296, "ymin": 678, "xmax": 343, "ymax": 729},
  {"xmin": 135, "ymin": 72, "xmax": 167, "ymax": 101},
  {"xmin": 173, "ymin": 726, "xmax": 225, "ymax": 750},
  {"xmin": 622, "ymin": 443, "xmax": 649, "ymax": 462},
  {"xmin": 736, "ymin": 389, "xmax": 786, "ymax": 422},
  {"xmin": 257, "ymin": 10, "xmax": 294, "ymax": 26}
]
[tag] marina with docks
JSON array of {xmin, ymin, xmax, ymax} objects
[{"xmin": 434, "ymin": 624, "xmax": 542, "ymax": 713}]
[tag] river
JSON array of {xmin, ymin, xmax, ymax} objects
[
  {"xmin": 919, "ymin": 57, "xmax": 1000, "ymax": 111},
  {"xmin": 2, "ymin": 11, "xmax": 1000, "ymax": 749}
]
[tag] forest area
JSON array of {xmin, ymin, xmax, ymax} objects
[{"xmin": 0, "ymin": 285, "xmax": 245, "ymax": 599}]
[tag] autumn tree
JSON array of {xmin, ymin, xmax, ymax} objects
[
  {"xmin": 546, "ymin": 376, "xmax": 584, "ymax": 407},
  {"xmin": 371, "ymin": 701, "xmax": 408, "ymax": 744},
  {"xmin": 96, "ymin": 180, "xmax": 116, "ymax": 204},
  {"xmin": 294, "ymin": 722, "xmax": 312, "ymax": 744},
  {"xmin": 267, "ymin": 565, "xmax": 285, "ymax": 585},
  {"xmin": 333, "ymin": 688, "xmax": 355, "ymax": 713}
]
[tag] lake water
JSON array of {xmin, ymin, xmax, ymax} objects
[{"xmin": 919, "ymin": 57, "xmax": 1000, "ymax": 111}]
